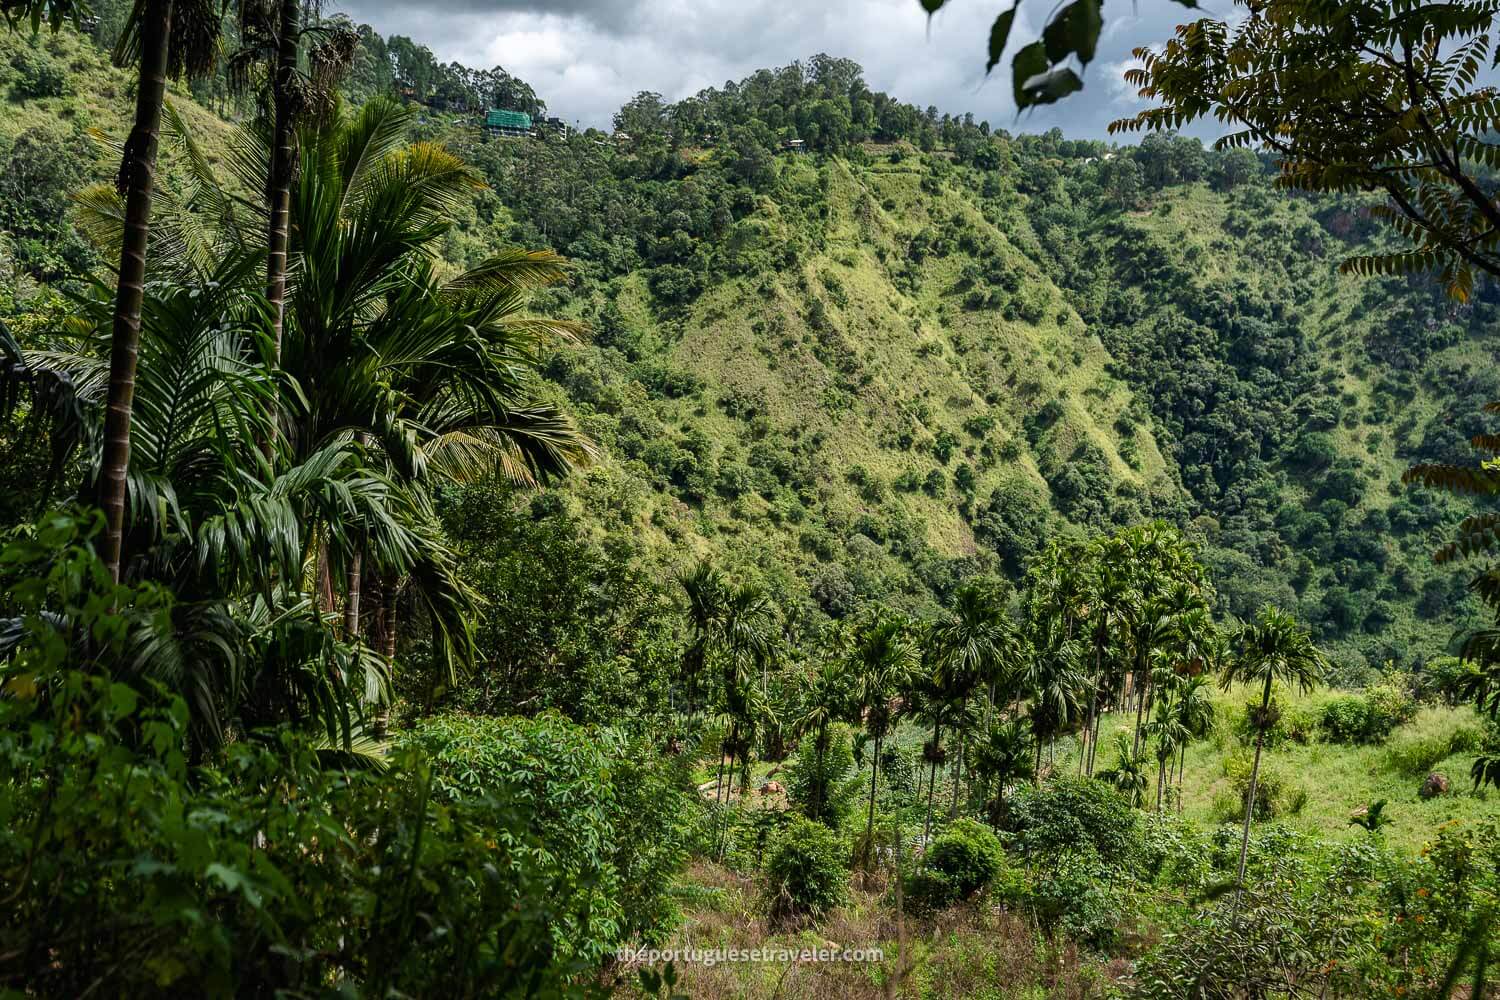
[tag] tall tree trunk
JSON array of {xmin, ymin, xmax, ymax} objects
[
  {"xmin": 811, "ymin": 721, "xmax": 827, "ymax": 821},
  {"xmin": 923, "ymin": 721, "xmax": 941, "ymax": 842},
  {"xmin": 949, "ymin": 723, "xmax": 965, "ymax": 819},
  {"xmin": 264, "ymin": 0, "xmax": 300, "ymax": 361},
  {"xmin": 714, "ymin": 722, "xmax": 734, "ymax": 809},
  {"xmin": 1156, "ymin": 754, "xmax": 1166, "ymax": 812},
  {"xmin": 371, "ymin": 569, "xmax": 398, "ymax": 736},
  {"xmin": 315, "ymin": 543, "xmax": 336, "ymax": 615},
  {"xmin": 1131, "ymin": 654, "xmax": 1150, "ymax": 756},
  {"xmin": 1033, "ymin": 734, "xmax": 1043, "ymax": 785},
  {"xmin": 863, "ymin": 731, "xmax": 882, "ymax": 869},
  {"xmin": 344, "ymin": 545, "xmax": 362, "ymax": 637},
  {"xmin": 344, "ymin": 434, "xmax": 370, "ymax": 639},
  {"xmin": 100, "ymin": 0, "xmax": 174, "ymax": 583},
  {"xmin": 1177, "ymin": 742, "xmax": 1187, "ymax": 815},
  {"xmin": 1236, "ymin": 673, "xmax": 1274, "ymax": 895},
  {"xmin": 714, "ymin": 722, "xmax": 737, "ymax": 860},
  {"xmin": 1081, "ymin": 645, "xmax": 1101, "ymax": 775},
  {"xmin": 1088, "ymin": 701, "xmax": 1104, "ymax": 776},
  {"xmin": 378, "ymin": 572, "xmax": 398, "ymax": 661}
]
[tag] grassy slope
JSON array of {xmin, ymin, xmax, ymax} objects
[
  {"xmin": 1088, "ymin": 686, "xmax": 1491, "ymax": 856},
  {"xmin": 0, "ymin": 26, "xmax": 235, "ymax": 188},
  {"xmin": 566, "ymin": 147, "xmax": 1177, "ymax": 614}
]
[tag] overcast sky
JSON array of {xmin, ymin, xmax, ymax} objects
[{"xmin": 331, "ymin": 0, "xmax": 1221, "ymax": 142}]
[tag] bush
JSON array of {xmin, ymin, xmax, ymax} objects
[
  {"xmin": 10, "ymin": 48, "xmax": 69, "ymax": 98},
  {"xmin": 1320, "ymin": 696, "xmax": 1372, "ymax": 743},
  {"xmin": 904, "ymin": 819, "xmax": 1005, "ymax": 913},
  {"xmin": 1005, "ymin": 776, "xmax": 1140, "ymax": 869},
  {"xmin": 785, "ymin": 723, "xmax": 859, "ymax": 826},
  {"xmin": 0, "ymin": 520, "xmax": 576, "ymax": 995},
  {"xmin": 1383, "ymin": 721, "xmax": 1485, "ymax": 777},
  {"xmin": 1364, "ymin": 683, "xmax": 1417, "ymax": 736},
  {"xmin": 404, "ymin": 713, "xmax": 692, "ymax": 952},
  {"xmin": 1024, "ymin": 856, "xmax": 1122, "ymax": 949},
  {"xmin": 1219, "ymin": 756, "xmax": 1307, "ymax": 820},
  {"xmin": 763, "ymin": 816, "xmax": 847, "ymax": 927},
  {"xmin": 1320, "ymin": 685, "xmax": 1417, "ymax": 744},
  {"xmin": 1233, "ymin": 696, "xmax": 1317, "ymax": 747}
]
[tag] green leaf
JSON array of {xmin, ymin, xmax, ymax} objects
[
  {"xmin": 1019, "ymin": 66, "xmax": 1084, "ymax": 108},
  {"xmin": 1012, "ymin": 41, "xmax": 1049, "ymax": 109},
  {"xmin": 205, "ymin": 862, "xmax": 264, "ymax": 908},
  {"xmin": 1045, "ymin": 0, "xmax": 1103, "ymax": 67},
  {"xmin": 108, "ymin": 681, "xmax": 139, "ymax": 719},
  {"xmin": 986, "ymin": 7, "xmax": 1019, "ymax": 74}
]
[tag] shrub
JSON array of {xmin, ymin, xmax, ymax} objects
[
  {"xmin": 880, "ymin": 742, "xmax": 918, "ymax": 795},
  {"xmin": 1234, "ymin": 696, "xmax": 1312, "ymax": 748},
  {"xmin": 1363, "ymin": 683, "xmax": 1417, "ymax": 736},
  {"xmin": 1320, "ymin": 696, "xmax": 1372, "ymax": 743},
  {"xmin": 1024, "ymin": 856, "xmax": 1122, "ymax": 949},
  {"xmin": 0, "ymin": 520, "xmax": 575, "ymax": 995},
  {"xmin": 1321, "ymin": 685, "xmax": 1417, "ymax": 744},
  {"xmin": 786, "ymin": 722, "xmax": 858, "ymax": 827},
  {"xmin": 1383, "ymin": 721, "xmax": 1485, "ymax": 777},
  {"xmin": 904, "ymin": 819, "xmax": 1005, "ymax": 913},
  {"xmin": 763, "ymin": 817, "xmax": 847, "ymax": 927},
  {"xmin": 1005, "ymin": 776, "xmax": 1140, "ymax": 869},
  {"xmin": 785, "ymin": 723, "xmax": 860, "ymax": 826},
  {"xmin": 405, "ymin": 713, "xmax": 691, "ymax": 952},
  {"xmin": 1220, "ymin": 755, "xmax": 1307, "ymax": 820},
  {"xmin": 10, "ymin": 48, "xmax": 68, "ymax": 98}
]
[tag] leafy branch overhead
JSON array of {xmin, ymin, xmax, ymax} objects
[
  {"xmin": 918, "ymin": 0, "xmax": 1197, "ymax": 109},
  {"xmin": 1110, "ymin": 0, "xmax": 1500, "ymax": 301}
]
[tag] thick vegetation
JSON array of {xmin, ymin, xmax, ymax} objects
[{"xmin": 1, "ymin": 7, "xmax": 1499, "ymax": 999}]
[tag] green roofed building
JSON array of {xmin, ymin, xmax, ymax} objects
[{"xmin": 485, "ymin": 109, "xmax": 533, "ymax": 137}]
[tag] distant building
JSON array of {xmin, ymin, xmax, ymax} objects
[
  {"xmin": 781, "ymin": 138, "xmax": 807, "ymax": 154},
  {"xmin": 485, "ymin": 109, "xmax": 533, "ymax": 138}
]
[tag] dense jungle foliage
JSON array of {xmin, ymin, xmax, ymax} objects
[{"xmin": 0, "ymin": 3, "xmax": 1498, "ymax": 997}]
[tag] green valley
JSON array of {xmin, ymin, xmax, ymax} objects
[{"xmin": 0, "ymin": 4, "xmax": 1498, "ymax": 998}]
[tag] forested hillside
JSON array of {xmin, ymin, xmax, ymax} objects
[
  {"xmin": 432, "ymin": 60, "xmax": 1495, "ymax": 687},
  {"xmin": 1, "ymin": 19, "xmax": 1493, "ymax": 692},
  {"xmin": 4, "ymin": 7, "xmax": 1500, "ymax": 997}
]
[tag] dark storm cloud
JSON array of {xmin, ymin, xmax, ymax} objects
[{"xmin": 332, "ymin": 0, "xmax": 1215, "ymax": 142}]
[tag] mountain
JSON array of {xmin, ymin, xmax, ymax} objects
[
  {"xmin": 452, "ymin": 105, "xmax": 1495, "ymax": 683},
  {"xmin": 1, "ymin": 22, "xmax": 1492, "ymax": 683}
]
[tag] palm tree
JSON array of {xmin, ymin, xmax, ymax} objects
[
  {"xmin": 90, "ymin": 0, "xmax": 222, "ymax": 581},
  {"xmin": 78, "ymin": 99, "xmax": 591, "ymax": 711},
  {"xmin": 1019, "ymin": 610, "xmax": 1083, "ymax": 783},
  {"xmin": 228, "ymin": 1, "xmax": 359, "ymax": 359},
  {"xmin": 903, "ymin": 662, "xmax": 950, "ymax": 842},
  {"xmin": 1080, "ymin": 548, "xmax": 1129, "ymax": 776},
  {"xmin": 1222, "ymin": 606, "xmax": 1324, "ymax": 891},
  {"xmin": 1168, "ymin": 673, "xmax": 1216, "ymax": 812},
  {"xmin": 926, "ymin": 580, "xmax": 1014, "ymax": 823},
  {"xmin": 677, "ymin": 559, "xmax": 724, "ymax": 722},
  {"xmin": 694, "ymin": 577, "xmax": 777, "ymax": 806},
  {"xmin": 847, "ymin": 612, "xmax": 918, "ymax": 866},
  {"xmin": 17, "ymin": 104, "xmax": 584, "ymax": 749},
  {"xmin": 970, "ymin": 717, "xmax": 1033, "ymax": 825},
  {"xmin": 1145, "ymin": 684, "xmax": 1188, "ymax": 812},
  {"xmin": 796, "ymin": 658, "xmax": 849, "ymax": 824},
  {"xmin": 273, "ymin": 100, "xmax": 590, "ymax": 688},
  {"xmin": 1096, "ymin": 731, "xmax": 1150, "ymax": 807},
  {"xmin": 2, "ymin": 259, "xmax": 411, "ymax": 753}
]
